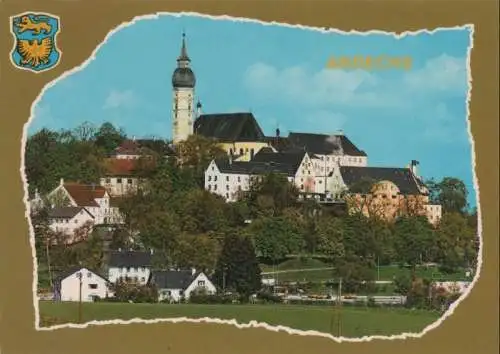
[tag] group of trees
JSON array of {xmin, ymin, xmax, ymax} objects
[{"xmin": 27, "ymin": 122, "xmax": 479, "ymax": 301}]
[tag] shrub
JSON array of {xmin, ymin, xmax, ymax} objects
[
  {"xmin": 256, "ymin": 291, "xmax": 283, "ymax": 304},
  {"xmin": 189, "ymin": 293, "xmax": 233, "ymax": 304}
]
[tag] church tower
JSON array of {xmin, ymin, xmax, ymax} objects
[{"xmin": 171, "ymin": 32, "xmax": 196, "ymax": 144}]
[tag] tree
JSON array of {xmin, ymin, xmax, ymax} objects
[
  {"xmin": 247, "ymin": 216, "xmax": 304, "ymax": 262},
  {"xmin": 175, "ymin": 135, "xmax": 227, "ymax": 186},
  {"xmin": 435, "ymin": 212, "xmax": 478, "ymax": 273},
  {"xmin": 427, "ymin": 177, "xmax": 468, "ymax": 214},
  {"xmin": 213, "ymin": 233, "xmax": 261, "ymax": 301},
  {"xmin": 243, "ymin": 172, "xmax": 299, "ymax": 217},
  {"xmin": 94, "ymin": 122, "xmax": 126, "ymax": 155},
  {"xmin": 393, "ymin": 216, "xmax": 436, "ymax": 276},
  {"xmin": 171, "ymin": 233, "xmax": 220, "ymax": 273},
  {"xmin": 315, "ymin": 217, "xmax": 345, "ymax": 262},
  {"xmin": 174, "ymin": 189, "xmax": 229, "ymax": 234}
]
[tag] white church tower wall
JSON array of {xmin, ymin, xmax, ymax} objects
[{"xmin": 172, "ymin": 32, "xmax": 196, "ymax": 144}]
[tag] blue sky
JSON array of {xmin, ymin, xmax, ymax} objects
[{"xmin": 29, "ymin": 14, "xmax": 475, "ymax": 207}]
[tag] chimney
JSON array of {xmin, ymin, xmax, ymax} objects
[
  {"xmin": 191, "ymin": 268, "xmax": 196, "ymax": 276},
  {"xmin": 150, "ymin": 248, "xmax": 154, "ymax": 255},
  {"xmin": 276, "ymin": 128, "xmax": 280, "ymax": 138},
  {"xmin": 118, "ymin": 247, "xmax": 121, "ymax": 252},
  {"xmin": 410, "ymin": 160, "xmax": 419, "ymax": 176},
  {"xmin": 59, "ymin": 178, "xmax": 64, "ymax": 186},
  {"xmin": 337, "ymin": 129, "xmax": 344, "ymax": 136}
]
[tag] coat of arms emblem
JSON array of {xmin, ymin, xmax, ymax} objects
[{"xmin": 9, "ymin": 12, "xmax": 62, "ymax": 73}]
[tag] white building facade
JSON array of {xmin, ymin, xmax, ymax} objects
[
  {"xmin": 107, "ymin": 250, "xmax": 153, "ymax": 285},
  {"xmin": 172, "ymin": 33, "xmax": 196, "ymax": 144},
  {"xmin": 57, "ymin": 267, "xmax": 111, "ymax": 302}
]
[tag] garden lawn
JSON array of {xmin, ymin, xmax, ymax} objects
[
  {"xmin": 260, "ymin": 259, "xmax": 469, "ymax": 283},
  {"xmin": 39, "ymin": 301, "xmax": 440, "ymax": 338}
]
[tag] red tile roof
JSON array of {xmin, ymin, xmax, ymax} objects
[
  {"xmin": 115, "ymin": 140, "xmax": 141, "ymax": 155},
  {"xmin": 63, "ymin": 183, "xmax": 107, "ymax": 207},
  {"xmin": 102, "ymin": 158, "xmax": 155, "ymax": 176},
  {"xmin": 103, "ymin": 158, "xmax": 138, "ymax": 176}
]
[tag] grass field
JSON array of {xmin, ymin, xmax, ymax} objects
[
  {"xmin": 39, "ymin": 301, "xmax": 440, "ymax": 338},
  {"xmin": 260, "ymin": 258, "xmax": 469, "ymax": 283}
]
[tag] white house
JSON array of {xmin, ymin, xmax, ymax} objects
[
  {"xmin": 148, "ymin": 269, "xmax": 216, "ymax": 303},
  {"xmin": 100, "ymin": 158, "xmax": 142, "ymax": 197},
  {"xmin": 47, "ymin": 179, "xmax": 123, "ymax": 225},
  {"xmin": 54, "ymin": 267, "xmax": 112, "ymax": 302},
  {"xmin": 204, "ymin": 149, "xmax": 316, "ymax": 202},
  {"xmin": 107, "ymin": 250, "xmax": 153, "ymax": 285},
  {"xmin": 48, "ymin": 206, "xmax": 95, "ymax": 243}
]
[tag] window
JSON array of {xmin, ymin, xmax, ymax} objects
[
  {"xmin": 229, "ymin": 148, "xmax": 233, "ymax": 155},
  {"xmin": 127, "ymin": 179, "xmax": 133, "ymax": 184},
  {"xmin": 214, "ymin": 185, "xmax": 218, "ymax": 191},
  {"xmin": 211, "ymin": 166, "xmax": 214, "ymax": 171},
  {"xmin": 226, "ymin": 176, "xmax": 229, "ymax": 181},
  {"xmin": 126, "ymin": 267, "xmax": 131, "ymax": 272},
  {"xmin": 214, "ymin": 176, "xmax": 218, "ymax": 181},
  {"xmin": 74, "ymin": 219, "xmax": 78, "ymax": 224},
  {"xmin": 87, "ymin": 272, "xmax": 92, "ymax": 278},
  {"xmin": 250, "ymin": 148, "xmax": 255, "ymax": 159},
  {"xmin": 88, "ymin": 284, "xmax": 98, "ymax": 289},
  {"xmin": 300, "ymin": 184, "xmax": 304, "ymax": 190},
  {"xmin": 226, "ymin": 193, "xmax": 229, "ymax": 199},
  {"xmin": 105, "ymin": 178, "xmax": 111, "ymax": 183},
  {"xmin": 239, "ymin": 148, "xmax": 244, "ymax": 155},
  {"xmin": 198, "ymin": 280, "xmax": 206, "ymax": 287},
  {"xmin": 237, "ymin": 176, "xmax": 241, "ymax": 182},
  {"xmin": 117, "ymin": 178, "xmax": 122, "ymax": 183},
  {"xmin": 208, "ymin": 176, "xmax": 212, "ymax": 181},
  {"xmin": 141, "ymin": 277, "xmax": 145, "ymax": 282},
  {"xmin": 226, "ymin": 185, "xmax": 229, "ymax": 191},
  {"xmin": 208, "ymin": 185, "xmax": 212, "ymax": 191}
]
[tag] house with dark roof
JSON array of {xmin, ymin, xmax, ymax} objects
[
  {"xmin": 205, "ymin": 148, "xmax": 321, "ymax": 202},
  {"xmin": 148, "ymin": 269, "xmax": 216, "ymax": 303},
  {"xmin": 194, "ymin": 112, "xmax": 270, "ymax": 161},
  {"xmin": 328, "ymin": 162, "xmax": 442, "ymax": 224},
  {"xmin": 53, "ymin": 267, "xmax": 112, "ymax": 302},
  {"xmin": 47, "ymin": 179, "xmax": 123, "ymax": 225},
  {"xmin": 48, "ymin": 206, "xmax": 95, "ymax": 243},
  {"xmin": 265, "ymin": 131, "xmax": 368, "ymax": 178},
  {"xmin": 107, "ymin": 250, "xmax": 153, "ymax": 285}
]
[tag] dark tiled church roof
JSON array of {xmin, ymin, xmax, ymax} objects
[
  {"xmin": 338, "ymin": 166, "xmax": 422, "ymax": 195},
  {"xmin": 194, "ymin": 113, "xmax": 266, "ymax": 142},
  {"xmin": 287, "ymin": 132, "xmax": 367, "ymax": 156}
]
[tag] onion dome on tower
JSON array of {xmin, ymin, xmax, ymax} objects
[{"xmin": 172, "ymin": 32, "xmax": 196, "ymax": 88}]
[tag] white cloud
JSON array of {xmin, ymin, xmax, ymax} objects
[
  {"xmin": 403, "ymin": 54, "xmax": 468, "ymax": 94},
  {"xmin": 243, "ymin": 63, "xmax": 385, "ymax": 107},
  {"xmin": 103, "ymin": 89, "xmax": 137, "ymax": 109},
  {"xmin": 243, "ymin": 54, "xmax": 467, "ymax": 109}
]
